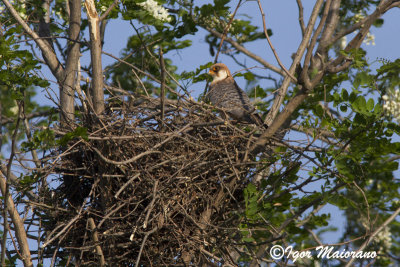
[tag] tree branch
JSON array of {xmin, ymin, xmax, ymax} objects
[
  {"xmin": 345, "ymin": 206, "xmax": 400, "ymax": 267},
  {"xmin": 203, "ymin": 26, "xmax": 285, "ymax": 77},
  {"xmin": 257, "ymin": 0, "xmax": 297, "ymax": 83},
  {"xmin": 85, "ymin": 0, "xmax": 105, "ymax": 115}
]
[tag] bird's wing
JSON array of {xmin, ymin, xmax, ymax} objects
[{"xmin": 232, "ymin": 79, "xmax": 255, "ymax": 113}]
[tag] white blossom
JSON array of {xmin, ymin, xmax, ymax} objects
[
  {"xmin": 10, "ymin": 103, "xmax": 19, "ymax": 115},
  {"xmin": 363, "ymin": 32, "xmax": 376, "ymax": 46},
  {"xmin": 138, "ymin": 0, "xmax": 171, "ymax": 22},
  {"xmin": 382, "ymin": 88, "xmax": 400, "ymax": 123},
  {"xmin": 352, "ymin": 12, "xmax": 364, "ymax": 23},
  {"xmin": 339, "ymin": 36, "xmax": 347, "ymax": 50}
]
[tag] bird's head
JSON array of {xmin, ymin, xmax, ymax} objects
[{"xmin": 209, "ymin": 63, "xmax": 231, "ymax": 84}]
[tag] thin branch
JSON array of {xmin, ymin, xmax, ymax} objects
[
  {"xmin": 214, "ymin": 0, "xmax": 242, "ymax": 63},
  {"xmin": 257, "ymin": 0, "xmax": 297, "ymax": 83},
  {"xmin": 159, "ymin": 47, "xmax": 166, "ymax": 123},
  {"xmin": 88, "ymin": 218, "xmax": 105, "ymax": 266},
  {"xmin": 1, "ymin": 0, "xmax": 64, "ymax": 80},
  {"xmin": 345, "ymin": 206, "xmax": 400, "ymax": 267},
  {"xmin": 204, "ymin": 27, "xmax": 285, "ymax": 77},
  {"xmin": 301, "ymin": 0, "xmax": 332, "ymax": 87},
  {"xmin": 135, "ymin": 227, "xmax": 158, "ymax": 267},
  {"xmin": 296, "ymin": 0, "xmax": 306, "ymax": 36},
  {"xmin": 263, "ymin": 0, "xmax": 325, "ymax": 128},
  {"xmin": 99, "ymin": 0, "xmax": 119, "ymax": 21},
  {"xmin": 143, "ymin": 181, "xmax": 159, "ymax": 229}
]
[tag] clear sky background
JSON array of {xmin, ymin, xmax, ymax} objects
[{"xmin": 24, "ymin": 0, "xmax": 400, "ymax": 262}]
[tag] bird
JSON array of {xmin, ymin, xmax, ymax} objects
[{"xmin": 206, "ymin": 63, "xmax": 266, "ymax": 128}]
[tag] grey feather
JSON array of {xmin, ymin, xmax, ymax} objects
[{"xmin": 207, "ymin": 76, "xmax": 265, "ymax": 127}]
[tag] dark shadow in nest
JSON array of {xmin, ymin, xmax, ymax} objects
[{"xmin": 41, "ymin": 96, "xmax": 272, "ymax": 266}]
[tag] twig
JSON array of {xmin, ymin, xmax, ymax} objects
[
  {"xmin": 257, "ymin": 0, "xmax": 297, "ymax": 83},
  {"xmin": 99, "ymin": 0, "xmax": 119, "ymax": 21},
  {"xmin": 159, "ymin": 48, "xmax": 166, "ymax": 123},
  {"xmin": 135, "ymin": 227, "xmax": 158, "ymax": 267},
  {"xmin": 214, "ymin": 0, "xmax": 242, "ymax": 63},
  {"xmin": 345, "ymin": 206, "xmax": 400, "ymax": 267},
  {"xmin": 296, "ymin": 0, "xmax": 306, "ymax": 36},
  {"xmin": 90, "ymin": 124, "xmax": 191, "ymax": 165},
  {"xmin": 42, "ymin": 199, "xmax": 87, "ymax": 248},
  {"xmin": 204, "ymin": 27, "xmax": 284, "ymax": 77},
  {"xmin": 143, "ymin": 181, "xmax": 159, "ymax": 229},
  {"xmin": 114, "ymin": 173, "xmax": 141, "ymax": 199}
]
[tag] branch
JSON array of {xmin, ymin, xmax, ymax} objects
[
  {"xmin": 296, "ymin": 0, "xmax": 306, "ymax": 36},
  {"xmin": 99, "ymin": 0, "xmax": 119, "ymax": 21},
  {"xmin": 301, "ymin": 0, "xmax": 332, "ymax": 87},
  {"xmin": 345, "ymin": 206, "xmax": 400, "ymax": 267},
  {"xmin": 328, "ymin": 0, "xmax": 396, "ymax": 72},
  {"xmin": 88, "ymin": 218, "xmax": 105, "ymax": 266},
  {"xmin": 263, "ymin": 0, "xmax": 325, "ymax": 127},
  {"xmin": 85, "ymin": 0, "xmax": 105, "ymax": 115},
  {"xmin": 213, "ymin": 0, "xmax": 242, "ymax": 63},
  {"xmin": 1, "ymin": 0, "xmax": 64, "ymax": 81},
  {"xmin": 203, "ymin": 26, "xmax": 285, "ymax": 77},
  {"xmin": 0, "ymin": 175, "xmax": 33, "ymax": 267},
  {"xmin": 257, "ymin": 0, "xmax": 297, "ymax": 83},
  {"xmin": 159, "ymin": 48, "xmax": 166, "ymax": 123}
]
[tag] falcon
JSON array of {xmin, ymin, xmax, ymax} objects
[{"xmin": 207, "ymin": 63, "xmax": 266, "ymax": 127}]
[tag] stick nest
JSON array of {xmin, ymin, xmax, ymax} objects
[{"xmin": 42, "ymin": 96, "xmax": 268, "ymax": 266}]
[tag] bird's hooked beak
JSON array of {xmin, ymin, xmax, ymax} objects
[{"xmin": 208, "ymin": 69, "xmax": 215, "ymax": 75}]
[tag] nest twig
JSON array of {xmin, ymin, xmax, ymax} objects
[{"xmin": 40, "ymin": 96, "xmax": 270, "ymax": 266}]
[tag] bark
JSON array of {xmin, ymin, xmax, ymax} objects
[
  {"xmin": 0, "ymin": 174, "xmax": 33, "ymax": 267},
  {"xmin": 59, "ymin": 0, "xmax": 82, "ymax": 124},
  {"xmin": 85, "ymin": 0, "xmax": 105, "ymax": 115}
]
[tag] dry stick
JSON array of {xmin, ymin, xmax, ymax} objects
[
  {"xmin": 159, "ymin": 48, "xmax": 166, "ymax": 123},
  {"xmin": 88, "ymin": 218, "xmax": 106, "ymax": 267},
  {"xmin": 135, "ymin": 227, "xmax": 158, "ymax": 267},
  {"xmin": 205, "ymin": 27, "xmax": 284, "ymax": 77},
  {"xmin": 143, "ymin": 180, "xmax": 159, "ymax": 229},
  {"xmin": 102, "ymin": 51, "xmax": 185, "ymax": 100},
  {"xmin": 296, "ymin": 0, "xmax": 306, "ymax": 36},
  {"xmin": 42, "ymin": 199, "xmax": 88, "ymax": 248},
  {"xmin": 90, "ymin": 124, "xmax": 191, "ymax": 165},
  {"xmin": 131, "ymin": 68, "xmax": 150, "ymax": 97},
  {"xmin": 114, "ymin": 173, "xmax": 141, "ymax": 199},
  {"xmin": 257, "ymin": 0, "xmax": 297, "ymax": 83},
  {"xmin": 214, "ymin": 0, "xmax": 242, "ymax": 63},
  {"xmin": 345, "ymin": 206, "xmax": 400, "ymax": 267}
]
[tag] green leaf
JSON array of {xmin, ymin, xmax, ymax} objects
[
  {"xmin": 373, "ymin": 18, "xmax": 384, "ymax": 28},
  {"xmin": 366, "ymin": 98, "xmax": 374, "ymax": 111}
]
